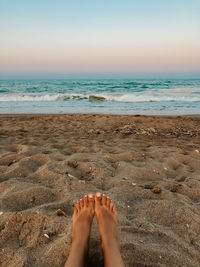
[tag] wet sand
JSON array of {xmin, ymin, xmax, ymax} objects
[{"xmin": 0, "ymin": 114, "xmax": 200, "ymax": 267}]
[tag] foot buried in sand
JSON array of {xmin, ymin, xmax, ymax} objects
[{"xmin": 65, "ymin": 192, "xmax": 124, "ymax": 267}]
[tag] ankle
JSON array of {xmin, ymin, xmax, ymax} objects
[
  {"xmin": 71, "ymin": 237, "xmax": 89, "ymax": 253},
  {"xmin": 72, "ymin": 233, "xmax": 90, "ymax": 244},
  {"xmin": 102, "ymin": 235, "xmax": 119, "ymax": 251}
]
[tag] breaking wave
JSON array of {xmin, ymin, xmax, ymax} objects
[{"xmin": 0, "ymin": 93, "xmax": 200, "ymax": 103}]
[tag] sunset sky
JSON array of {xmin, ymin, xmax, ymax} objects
[{"xmin": 0, "ymin": 0, "xmax": 200, "ymax": 78}]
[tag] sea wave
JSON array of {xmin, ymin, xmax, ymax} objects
[{"xmin": 0, "ymin": 93, "xmax": 200, "ymax": 103}]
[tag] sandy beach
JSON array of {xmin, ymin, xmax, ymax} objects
[{"xmin": 0, "ymin": 114, "xmax": 200, "ymax": 267}]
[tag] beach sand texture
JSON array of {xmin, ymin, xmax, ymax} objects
[{"xmin": 0, "ymin": 114, "xmax": 200, "ymax": 267}]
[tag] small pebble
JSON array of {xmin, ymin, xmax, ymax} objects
[
  {"xmin": 56, "ymin": 209, "xmax": 67, "ymax": 217},
  {"xmin": 152, "ymin": 187, "xmax": 162, "ymax": 194},
  {"xmin": 195, "ymin": 149, "xmax": 199, "ymax": 153},
  {"xmin": 33, "ymin": 211, "xmax": 39, "ymax": 215},
  {"xmin": 0, "ymin": 211, "xmax": 3, "ymax": 215},
  {"xmin": 68, "ymin": 173, "xmax": 74, "ymax": 178},
  {"xmin": 132, "ymin": 183, "xmax": 136, "ymax": 186},
  {"xmin": 44, "ymin": 234, "xmax": 50, "ymax": 239},
  {"xmin": 186, "ymin": 224, "xmax": 189, "ymax": 228},
  {"xmin": 79, "ymin": 180, "xmax": 86, "ymax": 184},
  {"xmin": 127, "ymin": 205, "xmax": 130, "ymax": 208}
]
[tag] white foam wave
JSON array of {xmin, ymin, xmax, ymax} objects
[
  {"xmin": 0, "ymin": 94, "xmax": 80, "ymax": 101},
  {"xmin": 106, "ymin": 94, "xmax": 200, "ymax": 103},
  {"xmin": 0, "ymin": 93, "xmax": 199, "ymax": 103}
]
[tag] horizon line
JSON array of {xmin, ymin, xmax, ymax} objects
[{"xmin": 1, "ymin": 72, "xmax": 200, "ymax": 80}]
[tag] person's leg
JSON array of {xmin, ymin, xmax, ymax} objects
[
  {"xmin": 95, "ymin": 192, "xmax": 125, "ymax": 267},
  {"xmin": 64, "ymin": 194, "xmax": 95, "ymax": 267}
]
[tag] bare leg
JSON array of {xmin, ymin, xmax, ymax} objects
[
  {"xmin": 95, "ymin": 192, "xmax": 125, "ymax": 267},
  {"xmin": 65, "ymin": 194, "xmax": 95, "ymax": 267}
]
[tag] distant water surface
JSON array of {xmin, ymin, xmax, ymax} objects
[{"xmin": 0, "ymin": 79, "xmax": 200, "ymax": 115}]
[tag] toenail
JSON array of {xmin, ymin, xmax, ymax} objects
[
  {"xmin": 96, "ymin": 192, "xmax": 101, "ymax": 197},
  {"xmin": 88, "ymin": 194, "xmax": 93, "ymax": 198}
]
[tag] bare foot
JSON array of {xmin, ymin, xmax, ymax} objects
[
  {"xmin": 72, "ymin": 194, "xmax": 95, "ymax": 243},
  {"xmin": 95, "ymin": 192, "xmax": 118, "ymax": 246},
  {"xmin": 65, "ymin": 194, "xmax": 95, "ymax": 267},
  {"xmin": 95, "ymin": 192, "xmax": 124, "ymax": 267}
]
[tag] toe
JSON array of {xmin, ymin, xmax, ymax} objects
[
  {"xmin": 112, "ymin": 204, "xmax": 117, "ymax": 217},
  {"xmin": 80, "ymin": 198, "xmax": 84, "ymax": 208},
  {"xmin": 72, "ymin": 207, "xmax": 78, "ymax": 221},
  {"xmin": 95, "ymin": 192, "xmax": 102, "ymax": 206},
  {"xmin": 110, "ymin": 202, "xmax": 114, "ymax": 211},
  {"xmin": 106, "ymin": 197, "xmax": 111, "ymax": 208},
  {"xmin": 88, "ymin": 194, "xmax": 95, "ymax": 209},
  {"xmin": 74, "ymin": 207, "xmax": 78, "ymax": 215},
  {"xmin": 113, "ymin": 207, "xmax": 118, "ymax": 221},
  {"xmin": 102, "ymin": 194, "xmax": 107, "ymax": 206},
  {"xmin": 84, "ymin": 195, "xmax": 88, "ymax": 207},
  {"xmin": 76, "ymin": 202, "xmax": 80, "ymax": 211}
]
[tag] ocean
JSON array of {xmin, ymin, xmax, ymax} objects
[{"xmin": 0, "ymin": 79, "xmax": 200, "ymax": 115}]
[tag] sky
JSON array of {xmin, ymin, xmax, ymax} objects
[{"xmin": 0, "ymin": 0, "xmax": 200, "ymax": 78}]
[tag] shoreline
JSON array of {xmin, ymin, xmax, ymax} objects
[{"xmin": 0, "ymin": 113, "xmax": 200, "ymax": 117}]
